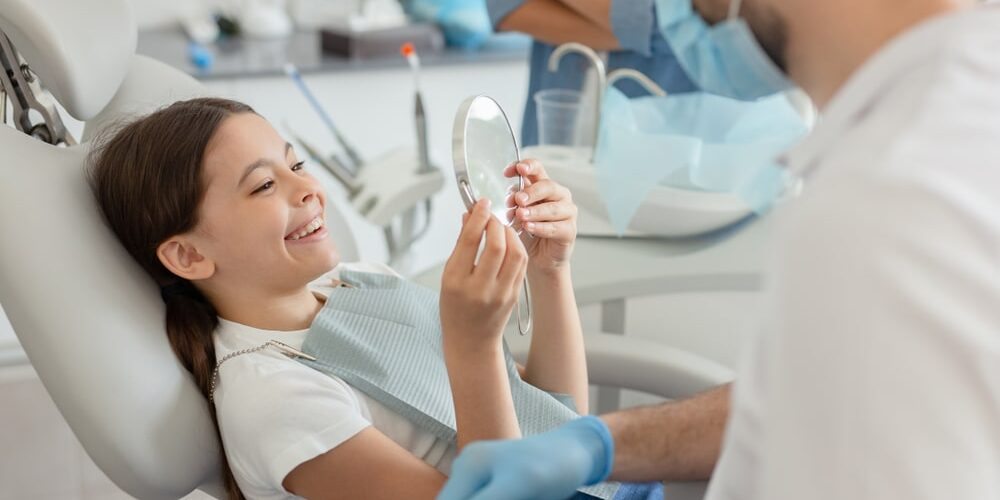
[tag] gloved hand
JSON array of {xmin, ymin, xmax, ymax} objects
[
  {"xmin": 403, "ymin": 0, "xmax": 493, "ymax": 49},
  {"xmin": 437, "ymin": 416, "xmax": 614, "ymax": 500}
]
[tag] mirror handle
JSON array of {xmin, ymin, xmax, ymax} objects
[
  {"xmin": 516, "ymin": 279, "xmax": 532, "ymax": 336},
  {"xmin": 459, "ymin": 179, "xmax": 476, "ymax": 209}
]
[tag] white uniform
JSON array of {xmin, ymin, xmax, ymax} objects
[
  {"xmin": 213, "ymin": 262, "xmax": 455, "ymax": 500},
  {"xmin": 707, "ymin": 6, "xmax": 1000, "ymax": 500}
]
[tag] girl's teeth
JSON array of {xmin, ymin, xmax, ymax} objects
[{"xmin": 290, "ymin": 217, "xmax": 323, "ymax": 240}]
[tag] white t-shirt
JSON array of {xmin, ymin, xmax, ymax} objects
[
  {"xmin": 213, "ymin": 262, "xmax": 455, "ymax": 500},
  {"xmin": 707, "ymin": 6, "xmax": 1000, "ymax": 500}
]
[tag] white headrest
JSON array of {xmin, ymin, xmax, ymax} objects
[
  {"xmin": 0, "ymin": 0, "xmax": 136, "ymax": 120},
  {"xmin": 0, "ymin": 127, "xmax": 223, "ymax": 499},
  {"xmin": 82, "ymin": 54, "xmax": 210, "ymax": 142}
]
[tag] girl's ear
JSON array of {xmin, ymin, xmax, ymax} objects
[{"xmin": 157, "ymin": 236, "xmax": 216, "ymax": 281}]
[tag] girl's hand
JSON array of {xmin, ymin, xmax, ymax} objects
[
  {"xmin": 440, "ymin": 199, "xmax": 529, "ymax": 349},
  {"xmin": 504, "ymin": 159, "xmax": 578, "ymax": 275}
]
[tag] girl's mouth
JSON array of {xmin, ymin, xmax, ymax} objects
[{"xmin": 285, "ymin": 216, "xmax": 324, "ymax": 241}]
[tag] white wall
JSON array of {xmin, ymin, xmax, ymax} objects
[{"xmin": 128, "ymin": 0, "xmax": 223, "ymax": 29}]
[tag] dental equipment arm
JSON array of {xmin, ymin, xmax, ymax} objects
[{"xmin": 0, "ymin": 33, "xmax": 75, "ymax": 145}]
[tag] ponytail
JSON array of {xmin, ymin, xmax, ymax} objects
[{"xmin": 161, "ymin": 281, "xmax": 244, "ymax": 500}]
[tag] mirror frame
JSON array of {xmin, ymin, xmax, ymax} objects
[{"xmin": 452, "ymin": 94, "xmax": 524, "ymax": 227}]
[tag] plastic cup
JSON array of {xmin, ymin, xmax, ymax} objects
[{"xmin": 534, "ymin": 89, "xmax": 594, "ymax": 147}]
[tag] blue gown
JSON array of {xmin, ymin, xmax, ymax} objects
[{"xmin": 486, "ymin": 0, "xmax": 698, "ymax": 146}]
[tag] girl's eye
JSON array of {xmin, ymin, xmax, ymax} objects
[
  {"xmin": 291, "ymin": 161, "xmax": 305, "ymax": 172},
  {"xmin": 252, "ymin": 180, "xmax": 274, "ymax": 194}
]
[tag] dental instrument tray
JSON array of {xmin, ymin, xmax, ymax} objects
[{"xmin": 523, "ymin": 145, "xmax": 753, "ymax": 238}]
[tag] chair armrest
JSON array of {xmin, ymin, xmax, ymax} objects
[{"xmin": 511, "ymin": 332, "xmax": 735, "ymax": 401}]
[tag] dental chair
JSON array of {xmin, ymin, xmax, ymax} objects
[{"xmin": 0, "ymin": 1, "xmax": 732, "ymax": 498}]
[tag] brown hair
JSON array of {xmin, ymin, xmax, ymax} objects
[{"xmin": 86, "ymin": 97, "xmax": 254, "ymax": 500}]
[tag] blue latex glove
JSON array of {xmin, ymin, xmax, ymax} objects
[
  {"xmin": 404, "ymin": 0, "xmax": 493, "ymax": 49},
  {"xmin": 438, "ymin": 416, "xmax": 614, "ymax": 500}
]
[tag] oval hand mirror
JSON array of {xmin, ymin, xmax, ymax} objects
[
  {"xmin": 453, "ymin": 95, "xmax": 522, "ymax": 227},
  {"xmin": 452, "ymin": 95, "xmax": 532, "ymax": 335}
]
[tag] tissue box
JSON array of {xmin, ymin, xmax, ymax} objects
[{"xmin": 321, "ymin": 22, "xmax": 445, "ymax": 59}]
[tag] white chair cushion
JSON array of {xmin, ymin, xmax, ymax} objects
[
  {"xmin": 0, "ymin": 126, "xmax": 223, "ymax": 499},
  {"xmin": 0, "ymin": 0, "xmax": 136, "ymax": 120}
]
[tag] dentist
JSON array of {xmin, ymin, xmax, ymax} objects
[{"xmin": 440, "ymin": 0, "xmax": 1000, "ymax": 499}]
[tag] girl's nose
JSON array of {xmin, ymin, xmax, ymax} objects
[
  {"xmin": 292, "ymin": 176, "xmax": 320, "ymax": 206},
  {"xmin": 298, "ymin": 188, "xmax": 317, "ymax": 206}
]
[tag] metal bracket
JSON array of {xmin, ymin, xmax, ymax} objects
[{"xmin": 0, "ymin": 30, "xmax": 76, "ymax": 145}]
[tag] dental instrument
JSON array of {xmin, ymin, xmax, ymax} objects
[
  {"xmin": 283, "ymin": 62, "xmax": 364, "ymax": 171},
  {"xmin": 0, "ymin": 33, "xmax": 76, "ymax": 145},
  {"xmin": 366, "ymin": 42, "xmax": 438, "ymax": 265},
  {"xmin": 282, "ymin": 121, "xmax": 361, "ymax": 197},
  {"xmin": 401, "ymin": 42, "xmax": 433, "ymax": 174}
]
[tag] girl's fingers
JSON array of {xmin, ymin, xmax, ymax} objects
[
  {"xmin": 516, "ymin": 201, "xmax": 576, "ymax": 223},
  {"xmin": 450, "ymin": 200, "xmax": 492, "ymax": 273},
  {"xmin": 513, "ymin": 159, "xmax": 549, "ymax": 184},
  {"xmin": 523, "ymin": 220, "xmax": 576, "ymax": 241},
  {"xmin": 476, "ymin": 215, "xmax": 507, "ymax": 279},
  {"xmin": 515, "ymin": 179, "xmax": 570, "ymax": 208},
  {"xmin": 504, "ymin": 162, "xmax": 534, "ymax": 196},
  {"xmin": 498, "ymin": 225, "xmax": 528, "ymax": 289},
  {"xmin": 502, "ymin": 162, "xmax": 519, "ymax": 178}
]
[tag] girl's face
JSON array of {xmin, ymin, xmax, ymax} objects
[{"xmin": 181, "ymin": 113, "xmax": 340, "ymax": 295}]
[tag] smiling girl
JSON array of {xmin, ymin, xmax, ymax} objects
[{"xmin": 87, "ymin": 97, "xmax": 587, "ymax": 499}]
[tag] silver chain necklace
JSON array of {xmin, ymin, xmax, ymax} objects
[
  {"xmin": 209, "ymin": 339, "xmax": 316, "ymax": 403},
  {"xmin": 208, "ymin": 279, "xmax": 350, "ymax": 403}
]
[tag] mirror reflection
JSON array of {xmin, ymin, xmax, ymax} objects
[{"xmin": 455, "ymin": 96, "xmax": 522, "ymax": 226}]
